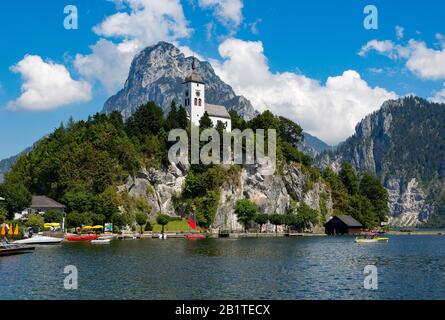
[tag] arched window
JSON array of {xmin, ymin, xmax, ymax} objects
[
  {"xmin": 194, "ymin": 98, "xmax": 198, "ymax": 106},
  {"xmin": 198, "ymin": 99, "xmax": 202, "ymax": 106}
]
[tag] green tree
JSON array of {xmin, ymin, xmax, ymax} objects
[
  {"xmin": 26, "ymin": 214, "xmax": 44, "ymax": 230},
  {"xmin": 234, "ymin": 199, "xmax": 258, "ymax": 233},
  {"xmin": 165, "ymin": 101, "xmax": 180, "ymax": 131},
  {"xmin": 62, "ymin": 187, "xmax": 93, "ymax": 213},
  {"xmin": 339, "ymin": 162, "xmax": 359, "ymax": 195},
  {"xmin": 111, "ymin": 212, "xmax": 126, "ymax": 228},
  {"xmin": 156, "ymin": 214, "xmax": 170, "ymax": 234},
  {"xmin": 0, "ymin": 182, "xmax": 32, "ymax": 219},
  {"xmin": 269, "ymin": 213, "xmax": 284, "ymax": 234},
  {"xmin": 360, "ymin": 173, "xmax": 389, "ymax": 224},
  {"xmin": 66, "ymin": 212, "xmax": 90, "ymax": 228},
  {"xmin": 177, "ymin": 105, "xmax": 189, "ymax": 130},
  {"xmin": 44, "ymin": 210, "xmax": 64, "ymax": 223},
  {"xmin": 254, "ymin": 213, "xmax": 269, "ymax": 233},
  {"xmin": 295, "ymin": 203, "xmax": 318, "ymax": 231},
  {"xmin": 199, "ymin": 112, "xmax": 213, "ymax": 129},
  {"xmin": 135, "ymin": 212, "xmax": 148, "ymax": 234},
  {"xmin": 283, "ymin": 213, "xmax": 297, "ymax": 232},
  {"xmin": 348, "ymin": 194, "xmax": 378, "ymax": 229},
  {"xmin": 229, "ymin": 110, "xmax": 247, "ymax": 130},
  {"xmin": 0, "ymin": 206, "xmax": 8, "ymax": 224}
]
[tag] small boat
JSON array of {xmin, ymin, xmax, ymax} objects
[
  {"xmin": 91, "ymin": 239, "xmax": 111, "ymax": 244},
  {"xmin": 14, "ymin": 234, "xmax": 63, "ymax": 245},
  {"xmin": 355, "ymin": 232, "xmax": 389, "ymax": 243},
  {"xmin": 65, "ymin": 234, "xmax": 99, "ymax": 242},
  {"xmin": 186, "ymin": 234, "xmax": 205, "ymax": 240},
  {"xmin": 0, "ymin": 241, "xmax": 35, "ymax": 257}
]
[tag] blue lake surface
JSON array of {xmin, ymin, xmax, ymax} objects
[{"xmin": 1, "ymin": 235, "xmax": 445, "ymax": 300}]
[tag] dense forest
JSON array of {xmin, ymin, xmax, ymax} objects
[{"xmin": 0, "ymin": 101, "xmax": 388, "ymax": 231}]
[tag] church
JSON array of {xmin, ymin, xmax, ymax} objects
[{"xmin": 183, "ymin": 60, "xmax": 232, "ymax": 132}]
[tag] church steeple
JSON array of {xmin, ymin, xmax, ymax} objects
[{"xmin": 183, "ymin": 57, "xmax": 205, "ymax": 126}]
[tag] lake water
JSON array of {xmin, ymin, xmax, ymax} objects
[{"xmin": 1, "ymin": 235, "xmax": 445, "ymax": 300}]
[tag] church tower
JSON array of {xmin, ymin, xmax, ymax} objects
[{"xmin": 183, "ymin": 58, "xmax": 205, "ymax": 127}]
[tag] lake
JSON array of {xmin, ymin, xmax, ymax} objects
[{"xmin": 1, "ymin": 235, "xmax": 445, "ymax": 300}]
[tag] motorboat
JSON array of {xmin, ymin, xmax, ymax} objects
[
  {"xmin": 355, "ymin": 232, "xmax": 389, "ymax": 243},
  {"xmin": 13, "ymin": 234, "xmax": 63, "ymax": 245},
  {"xmin": 65, "ymin": 234, "xmax": 99, "ymax": 242}
]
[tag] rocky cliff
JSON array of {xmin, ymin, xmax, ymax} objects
[
  {"xmin": 102, "ymin": 42, "xmax": 258, "ymax": 120},
  {"xmin": 118, "ymin": 162, "xmax": 333, "ymax": 233},
  {"xmin": 318, "ymin": 96, "xmax": 445, "ymax": 227}
]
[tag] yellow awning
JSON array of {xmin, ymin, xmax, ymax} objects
[
  {"xmin": 44, "ymin": 223, "xmax": 60, "ymax": 228},
  {"xmin": 83, "ymin": 226, "xmax": 93, "ymax": 229},
  {"xmin": 92, "ymin": 225, "xmax": 103, "ymax": 229}
]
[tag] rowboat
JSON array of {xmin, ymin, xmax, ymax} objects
[
  {"xmin": 186, "ymin": 234, "xmax": 205, "ymax": 240},
  {"xmin": 0, "ymin": 241, "xmax": 35, "ymax": 256},
  {"xmin": 65, "ymin": 234, "xmax": 99, "ymax": 242},
  {"xmin": 14, "ymin": 235, "xmax": 63, "ymax": 245},
  {"xmin": 355, "ymin": 232, "xmax": 389, "ymax": 243},
  {"xmin": 91, "ymin": 239, "xmax": 111, "ymax": 244}
]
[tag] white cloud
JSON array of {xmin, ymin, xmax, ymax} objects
[
  {"xmin": 358, "ymin": 40, "xmax": 398, "ymax": 58},
  {"xmin": 93, "ymin": 0, "xmax": 191, "ymax": 44},
  {"xmin": 249, "ymin": 18, "xmax": 262, "ymax": 35},
  {"xmin": 396, "ymin": 26, "xmax": 404, "ymax": 40},
  {"xmin": 74, "ymin": 0, "xmax": 191, "ymax": 93},
  {"xmin": 359, "ymin": 38, "xmax": 445, "ymax": 80},
  {"xmin": 74, "ymin": 39, "xmax": 142, "ymax": 94},
  {"xmin": 212, "ymin": 39, "xmax": 397, "ymax": 144},
  {"xmin": 198, "ymin": 0, "xmax": 243, "ymax": 30},
  {"xmin": 9, "ymin": 55, "xmax": 92, "ymax": 111},
  {"xmin": 430, "ymin": 83, "xmax": 445, "ymax": 103}
]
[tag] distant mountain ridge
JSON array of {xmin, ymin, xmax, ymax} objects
[
  {"xmin": 102, "ymin": 41, "xmax": 258, "ymax": 120},
  {"xmin": 318, "ymin": 96, "xmax": 445, "ymax": 227}
]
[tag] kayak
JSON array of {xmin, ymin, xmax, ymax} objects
[{"xmin": 66, "ymin": 234, "xmax": 98, "ymax": 242}]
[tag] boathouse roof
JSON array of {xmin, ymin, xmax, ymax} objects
[
  {"xmin": 31, "ymin": 195, "xmax": 66, "ymax": 209},
  {"xmin": 334, "ymin": 215, "xmax": 363, "ymax": 227}
]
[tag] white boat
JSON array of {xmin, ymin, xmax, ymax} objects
[
  {"xmin": 13, "ymin": 235, "xmax": 63, "ymax": 245},
  {"xmin": 91, "ymin": 239, "xmax": 112, "ymax": 244}
]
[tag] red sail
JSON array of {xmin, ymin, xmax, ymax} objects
[{"xmin": 188, "ymin": 214, "xmax": 197, "ymax": 230}]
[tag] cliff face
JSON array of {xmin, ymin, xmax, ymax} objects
[
  {"xmin": 102, "ymin": 42, "xmax": 257, "ymax": 120},
  {"xmin": 118, "ymin": 163, "xmax": 333, "ymax": 233},
  {"xmin": 318, "ymin": 97, "xmax": 445, "ymax": 227}
]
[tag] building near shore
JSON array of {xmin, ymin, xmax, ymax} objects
[
  {"xmin": 324, "ymin": 215, "xmax": 363, "ymax": 235},
  {"xmin": 14, "ymin": 195, "xmax": 66, "ymax": 220}
]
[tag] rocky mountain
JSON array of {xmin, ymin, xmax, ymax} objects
[
  {"xmin": 118, "ymin": 162, "xmax": 333, "ymax": 233},
  {"xmin": 102, "ymin": 41, "xmax": 258, "ymax": 120},
  {"xmin": 318, "ymin": 96, "xmax": 445, "ymax": 227},
  {"xmin": 298, "ymin": 132, "xmax": 333, "ymax": 158}
]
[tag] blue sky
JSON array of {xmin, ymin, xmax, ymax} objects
[{"xmin": 1, "ymin": 0, "xmax": 445, "ymax": 159}]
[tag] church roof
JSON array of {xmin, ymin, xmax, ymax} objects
[
  {"xmin": 183, "ymin": 71, "xmax": 205, "ymax": 84},
  {"xmin": 205, "ymin": 104, "xmax": 231, "ymax": 119}
]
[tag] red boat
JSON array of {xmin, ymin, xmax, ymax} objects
[
  {"xmin": 65, "ymin": 234, "xmax": 98, "ymax": 242},
  {"xmin": 186, "ymin": 234, "xmax": 205, "ymax": 240}
]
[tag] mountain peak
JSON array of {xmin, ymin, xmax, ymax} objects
[{"xmin": 102, "ymin": 42, "xmax": 258, "ymax": 120}]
